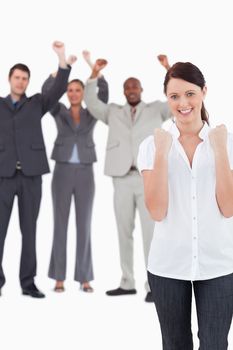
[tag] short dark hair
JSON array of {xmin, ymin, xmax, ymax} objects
[
  {"xmin": 68, "ymin": 79, "xmax": 84, "ymax": 89},
  {"xmin": 8, "ymin": 63, "xmax": 31, "ymax": 79},
  {"xmin": 123, "ymin": 77, "xmax": 142, "ymax": 89}
]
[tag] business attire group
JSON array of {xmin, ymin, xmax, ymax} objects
[
  {"xmin": 0, "ymin": 49, "xmax": 173, "ymax": 301},
  {"xmin": 1, "ymin": 46, "xmax": 232, "ymax": 349}
]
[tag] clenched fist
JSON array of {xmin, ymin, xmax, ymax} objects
[
  {"xmin": 66, "ymin": 55, "xmax": 77, "ymax": 66},
  {"xmin": 154, "ymin": 128, "xmax": 173, "ymax": 155},
  {"xmin": 209, "ymin": 124, "xmax": 227, "ymax": 153},
  {"xmin": 93, "ymin": 59, "xmax": 108, "ymax": 72},
  {"xmin": 90, "ymin": 58, "xmax": 108, "ymax": 79},
  {"xmin": 157, "ymin": 54, "xmax": 170, "ymax": 70},
  {"xmin": 52, "ymin": 41, "xmax": 65, "ymax": 56}
]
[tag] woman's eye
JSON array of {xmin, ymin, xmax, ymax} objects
[
  {"xmin": 170, "ymin": 95, "xmax": 177, "ymax": 100},
  {"xmin": 187, "ymin": 92, "xmax": 194, "ymax": 97}
]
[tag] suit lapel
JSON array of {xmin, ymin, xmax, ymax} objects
[
  {"xmin": 4, "ymin": 95, "xmax": 17, "ymax": 111},
  {"xmin": 63, "ymin": 106, "xmax": 86, "ymax": 132},
  {"xmin": 123, "ymin": 104, "xmax": 133, "ymax": 128},
  {"xmin": 17, "ymin": 95, "xmax": 27, "ymax": 109},
  {"xmin": 133, "ymin": 101, "xmax": 146, "ymax": 123},
  {"xmin": 4, "ymin": 94, "xmax": 27, "ymax": 112},
  {"xmin": 65, "ymin": 108, "xmax": 78, "ymax": 131},
  {"xmin": 76, "ymin": 107, "xmax": 86, "ymax": 132}
]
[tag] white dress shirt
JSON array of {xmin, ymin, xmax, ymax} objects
[{"xmin": 137, "ymin": 122, "xmax": 233, "ymax": 281}]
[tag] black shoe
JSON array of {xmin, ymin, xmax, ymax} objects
[
  {"xmin": 22, "ymin": 283, "xmax": 45, "ymax": 298},
  {"xmin": 145, "ymin": 292, "xmax": 153, "ymax": 302},
  {"xmin": 106, "ymin": 287, "xmax": 137, "ymax": 296}
]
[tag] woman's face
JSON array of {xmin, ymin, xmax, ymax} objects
[
  {"xmin": 166, "ymin": 78, "xmax": 207, "ymax": 126},
  {"xmin": 67, "ymin": 82, "xmax": 84, "ymax": 106}
]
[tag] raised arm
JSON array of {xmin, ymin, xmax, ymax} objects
[
  {"xmin": 147, "ymin": 55, "xmax": 172, "ymax": 120},
  {"xmin": 157, "ymin": 54, "xmax": 171, "ymax": 71},
  {"xmin": 41, "ymin": 54, "xmax": 77, "ymax": 116},
  {"xmin": 83, "ymin": 50, "xmax": 104, "ymax": 78},
  {"xmin": 84, "ymin": 59, "xmax": 110, "ymax": 124},
  {"xmin": 96, "ymin": 76, "xmax": 109, "ymax": 104},
  {"xmin": 41, "ymin": 41, "xmax": 71, "ymax": 114},
  {"xmin": 141, "ymin": 129, "xmax": 172, "ymax": 221},
  {"xmin": 82, "ymin": 50, "xmax": 108, "ymax": 103},
  {"xmin": 209, "ymin": 125, "xmax": 233, "ymax": 217}
]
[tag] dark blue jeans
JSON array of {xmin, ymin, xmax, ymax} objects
[{"xmin": 148, "ymin": 272, "xmax": 233, "ymax": 350}]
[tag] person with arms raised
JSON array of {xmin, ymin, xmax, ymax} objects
[
  {"xmin": 84, "ymin": 55, "xmax": 171, "ymax": 302},
  {"xmin": 42, "ymin": 51, "xmax": 108, "ymax": 294},
  {"xmin": 0, "ymin": 41, "xmax": 71, "ymax": 298}
]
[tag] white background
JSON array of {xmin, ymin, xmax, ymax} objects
[{"xmin": 0, "ymin": 0, "xmax": 233, "ymax": 349}]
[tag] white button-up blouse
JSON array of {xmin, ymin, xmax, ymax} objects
[{"xmin": 137, "ymin": 122, "xmax": 233, "ymax": 281}]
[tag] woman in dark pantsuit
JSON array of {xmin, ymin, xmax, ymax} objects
[{"xmin": 43, "ymin": 53, "xmax": 108, "ymax": 293}]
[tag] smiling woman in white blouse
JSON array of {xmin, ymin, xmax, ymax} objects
[{"xmin": 137, "ymin": 62, "xmax": 233, "ymax": 350}]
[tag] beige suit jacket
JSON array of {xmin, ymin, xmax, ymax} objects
[{"xmin": 84, "ymin": 78, "xmax": 172, "ymax": 177}]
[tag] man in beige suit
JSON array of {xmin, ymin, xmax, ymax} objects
[{"xmin": 84, "ymin": 56, "xmax": 171, "ymax": 302}]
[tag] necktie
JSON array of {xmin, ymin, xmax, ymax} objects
[
  {"xmin": 130, "ymin": 106, "xmax": 136, "ymax": 123},
  {"xmin": 13, "ymin": 101, "xmax": 18, "ymax": 109}
]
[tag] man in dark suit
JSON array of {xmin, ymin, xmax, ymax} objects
[{"xmin": 0, "ymin": 41, "xmax": 71, "ymax": 298}]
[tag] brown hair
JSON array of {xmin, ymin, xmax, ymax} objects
[
  {"xmin": 164, "ymin": 62, "xmax": 209, "ymax": 125},
  {"xmin": 9, "ymin": 63, "xmax": 30, "ymax": 79},
  {"xmin": 68, "ymin": 79, "xmax": 84, "ymax": 89}
]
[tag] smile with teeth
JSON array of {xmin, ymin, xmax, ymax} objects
[{"xmin": 178, "ymin": 108, "xmax": 193, "ymax": 115}]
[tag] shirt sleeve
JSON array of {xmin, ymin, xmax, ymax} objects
[{"xmin": 137, "ymin": 135, "xmax": 155, "ymax": 173}]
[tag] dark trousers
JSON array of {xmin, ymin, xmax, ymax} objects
[
  {"xmin": 0, "ymin": 171, "xmax": 41, "ymax": 289},
  {"xmin": 148, "ymin": 272, "xmax": 233, "ymax": 350}
]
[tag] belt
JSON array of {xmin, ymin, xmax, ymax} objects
[{"xmin": 16, "ymin": 161, "xmax": 22, "ymax": 170}]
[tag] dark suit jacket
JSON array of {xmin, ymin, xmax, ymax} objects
[
  {"xmin": 42, "ymin": 76, "xmax": 108, "ymax": 163},
  {"xmin": 0, "ymin": 67, "xmax": 71, "ymax": 177}
]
